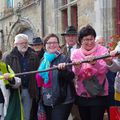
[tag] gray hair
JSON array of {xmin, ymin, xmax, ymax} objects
[
  {"xmin": 95, "ymin": 36, "xmax": 104, "ymax": 42},
  {"xmin": 14, "ymin": 34, "xmax": 28, "ymax": 44}
]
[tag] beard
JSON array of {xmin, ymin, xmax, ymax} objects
[{"xmin": 18, "ymin": 46, "xmax": 28, "ymax": 53}]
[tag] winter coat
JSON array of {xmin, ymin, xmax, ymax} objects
[
  {"xmin": 5, "ymin": 47, "xmax": 39, "ymax": 98},
  {"xmin": 71, "ymin": 44, "xmax": 109, "ymax": 98},
  {"xmin": 0, "ymin": 61, "xmax": 23, "ymax": 120},
  {"xmin": 36, "ymin": 53, "xmax": 75, "ymax": 106}
]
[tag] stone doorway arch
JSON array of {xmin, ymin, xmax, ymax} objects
[{"xmin": 6, "ymin": 18, "xmax": 37, "ymax": 51}]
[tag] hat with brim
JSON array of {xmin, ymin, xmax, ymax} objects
[
  {"xmin": 61, "ymin": 26, "xmax": 77, "ymax": 36},
  {"xmin": 30, "ymin": 37, "xmax": 43, "ymax": 45}
]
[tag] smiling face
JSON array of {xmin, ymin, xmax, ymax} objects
[
  {"xmin": 45, "ymin": 37, "xmax": 59, "ymax": 53},
  {"xmin": 81, "ymin": 35, "xmax": 96, "ymax": 50}
]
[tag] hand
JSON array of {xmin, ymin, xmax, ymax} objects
[
  {"xmin": 104, "ymin": 52, "xmax": 114, "ymax": 65},
  {"xmin": 104, "ymin": 50, "xmax": 119, "ymax": 65},
  {"xmin": 84, "ymin": 56, "xmax": 96, "ymax": 65},
  {"xmin": 110, "ymin": 50, "xmax": 120, "ymax": 59},
  {"xmin": 110, "ymin": 50, "xmax": 117, "ymax": 57},
  {"xmin": 72, "ymin": 60, "xmax": 81, "ymax": 68},
  {"xmin": 3, "ymin": 73, "xmax": 11, "ymax": 80},
  {"xmin": 104, "ymin": 57, "xmax": 113, "ymax": 65},
  {"xmin": 57, "ymin": 63, "xmax": 66, "ymax": 70}
]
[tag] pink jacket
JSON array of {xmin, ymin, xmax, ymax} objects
[{"xmin": 71, "ymin": 44, "xmax": 109, "ymax": 97}]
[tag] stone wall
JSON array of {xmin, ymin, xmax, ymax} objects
[{"xmin": 0, "ymin": 0, "xmax": 117, "ymax": 50}]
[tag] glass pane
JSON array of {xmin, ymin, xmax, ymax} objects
[
  {"xmin": 7, "ymin": 0, "xmax": 14, "ymax": 8},
  {"xmin": 62, "ymin": 0, "xmax": 67, "ymax": 5},
  {"xmin": 71, "ymin": 5, "xmax": 77, "ymax": 29},
  {"xmin": 62, "ymin": 9, "xmax": 68, "ymax": 31}
]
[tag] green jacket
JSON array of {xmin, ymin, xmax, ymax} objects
[{"xmin": 0, "ymin": 61, "xmax": 24, "ymax": 120}]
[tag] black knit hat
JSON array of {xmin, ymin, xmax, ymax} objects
[
  {"xmin": 30, "ymin": 37, "xmax": 43, "ymax": 45},
  {"xmin": 61, "ymin": 26, "xmax": 77, "ymax": 36}
]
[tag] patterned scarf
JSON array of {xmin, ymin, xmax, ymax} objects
[{"xmin": 38, "ymin": 52, "xmax": 56, "ymax": 84}]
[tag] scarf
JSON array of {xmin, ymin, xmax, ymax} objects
[
  {"xmin": 38, "ymin": 52, "xmax": 56, "ymax": 84},
  {"xmin": 79, "ymin": 44, "xmax": 98, "ymax": 79},
  {"xmin": 81, "ymin": 43, "xmax": 97, "ymax": 56}
]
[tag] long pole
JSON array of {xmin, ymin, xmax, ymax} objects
[{"xmin": 14, "ymin": 52, "xmax": 120, "ymax": 77}]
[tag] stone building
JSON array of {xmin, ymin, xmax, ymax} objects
[{"xmin": 0, "ymin": 0, "xmax": 117, "ymax": 51}]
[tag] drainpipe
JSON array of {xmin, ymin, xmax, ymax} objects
[
  {"xmin": 0, "ymin": 30, "xmax": 4, "ymax": 51},
  {"xmin": 41, "ymin": 0, "xmax": 45, "ymax": 37}
]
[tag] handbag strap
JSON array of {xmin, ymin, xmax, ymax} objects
[{"xmin": 102, "ymin": 78, "xmax": 106, "ymax": 87}]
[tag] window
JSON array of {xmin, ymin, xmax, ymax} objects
[
  {"xmin": 61, "ymin": 0, "xmax": 77, "ymax": 31},
  {"xmin": 116, "ymin": 0, "xmax": 120, "ymax": 34},
  {"xmin": 62, "ymin": 9, "xmax": 68, "ymax": 30},
  {"xmin": 71, "ymin": 5, "xmax": 77, "ymax": 29},
  {"xmin": 7, "ymin": 0, "xmax": 14, "ymax": 8}
]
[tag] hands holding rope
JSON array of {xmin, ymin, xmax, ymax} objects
[{"xmin": 0, "ymin": 51, "xmax": 120, "ymax": 79}]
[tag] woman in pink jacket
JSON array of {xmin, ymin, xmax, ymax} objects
[{"xmin": 71, "ymin": 25, "xmax": 109, "ymax": 120}]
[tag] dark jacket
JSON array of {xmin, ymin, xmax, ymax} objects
[
  {"xmin": 61, "ymin": 44, "xmax": 80, "ymax": 56},
  {"xmin": 5, "ymin": 47, "xmax": 39, "ymax": 98},
  {"xmin": 37, "ymin": 48, "xmax": 45, "ymax": 62},
  {"xmin": 41, "ymin": 53, "xmax": 75, "ymax": 106}
]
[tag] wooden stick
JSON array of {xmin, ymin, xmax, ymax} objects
[{"xmin": 14, "ymin": 52, "xmax": 120, "ymax": 77}]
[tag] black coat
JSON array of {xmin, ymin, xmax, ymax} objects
[
  {"xmin": 41, "ymin": 53, "xmax": 75, "ymax": 106},
  {"xmin": 5, "ymin": 47, "xmax": 39, "ymax": 98}
]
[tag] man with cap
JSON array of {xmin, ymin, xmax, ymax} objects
[
  {"xmin": 29, "ymin": 37, "xmax": 44, "ymax": 62},
  {"xmin": 29, "ymin": 37, "xmax": 45, "ymax": 120},
  {"xmin": 61, "ymin": 26, "xmax": 80, "ymax": 120},
  {"xmin": 61, "ymin": 26, "xmax": 80, "ymax": 57}
]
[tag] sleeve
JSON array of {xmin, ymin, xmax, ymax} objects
[
  {"xmin": 108, "ymin": 59, "xmax": 120, "ymax": 72},
  {"xmin": 36, "ymin": 73, "xmax": 43, "ymax": 87},
  {"xmin": 90, "ymin": 46, "xmax": 109, "ymax": 75},
  {"xmin": 92, "ymin": 59, "xmax": 108, "ymax": 75},
  {"xmin": 7, "ymin": 65, "xmax": 21, "ymax": 88},
  {"xmin": 9, "ymin": 77, "xmax": 21, "ymax": 88},
  {"xmin": 71, "ymin": 51, "xmax": 81, "ymax": 76},
  {"xmin": 58, "ymin": 54, "xmax": 75, "ymax": 81}
]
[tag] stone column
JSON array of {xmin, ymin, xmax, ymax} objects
[
  {"xmin": 67, "ymin": 0, "xmax": 71, "ymax": 26},
  {"xmin": 94, "ymin": 0, "xmax": 114, "ymax": 43}
]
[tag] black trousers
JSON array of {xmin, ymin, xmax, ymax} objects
[
  {"xmin": 78, "ymin": 105, "xmax": 105, "ymax": 120},
  {"xmin": 76, "ymin": 96, "xmax": 108, "ymax": 120},
  {"xmin": 44, "ymin": 103, "xmax": 73, "ymax": 120}
]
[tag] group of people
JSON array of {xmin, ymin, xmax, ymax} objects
[{"xmin": 0, "ymin": 24, "xmax": 120, "ymax": 120}]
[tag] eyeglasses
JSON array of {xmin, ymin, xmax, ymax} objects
[
  {"xmin": 82, "ymin": 38, "xmax": 94, "ymax": 42},
  {"xmin": 46, "ymin": 42, "xmax": 58, "ymax": 45}
]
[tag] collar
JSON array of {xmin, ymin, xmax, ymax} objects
[{"xmin": 66, "ymin": 44, "xmax": 77, "ymax": 49}]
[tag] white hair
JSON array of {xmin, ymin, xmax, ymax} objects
[
  {"xmin": 14, "ymin": 34, "xmax": 28, "ymax": 44},
  {"xmin": 95, "ymin": 36, "xmax": 104, "ymax": 42}
]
